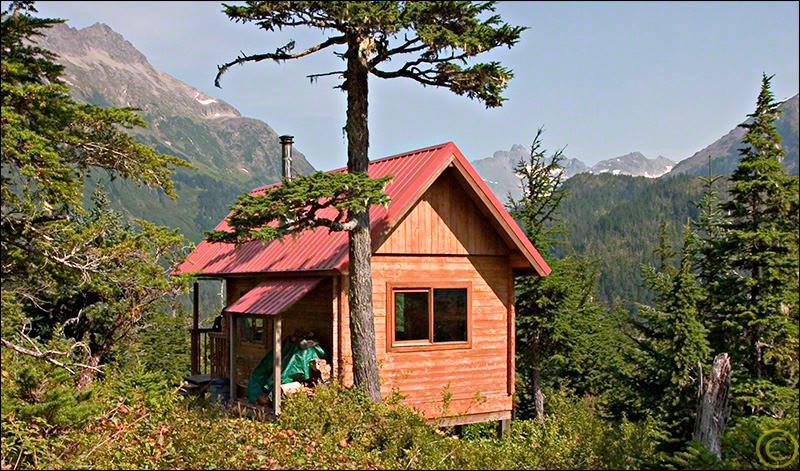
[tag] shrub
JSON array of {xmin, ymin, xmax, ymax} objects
[{"xmin": 2, "ymin": 361, "xmax": 666, "ymax": 470}]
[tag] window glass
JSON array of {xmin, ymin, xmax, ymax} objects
[
  {"xmin": 394, "ymin": 291, "xmax": 429, "ymax": 341},
  {"xmin": 433, "ymin": 288, "xmax": 468, "ymax": 342},
  {"xmin": 240, "ymin": 316, "xmax": 265, "ymax": 344}
]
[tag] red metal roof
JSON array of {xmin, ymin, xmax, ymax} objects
[
  {"xmin": 175, "ymin": 142, "xmax": 550, "ymax": 277},
  {"xmin": 224, "ymin": 277, "xmax": 322, "ymax": 315}
]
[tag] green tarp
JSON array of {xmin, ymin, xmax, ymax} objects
[{"xmin": 246, "ymin": 338, "xmax": 326, "ymax": 403}]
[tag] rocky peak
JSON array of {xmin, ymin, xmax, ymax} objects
[
  {"xmin": 591, "ymin": 152, "xmax": 675, "ymax": 178},
  {"xmin": 38, "ymin": 22, "xmax": 148, "ymax": 65},
  {"xmin": 38, "ymin": 22, "xmax": 240, "ymax": 120},
  {"xmin": 28, "ymin": 20, "xmax": 315, "ymax": 243}
]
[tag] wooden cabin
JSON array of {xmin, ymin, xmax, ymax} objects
[{"xmin": 176, "ymin": 142, "xmax": 550, "ymax": 427}]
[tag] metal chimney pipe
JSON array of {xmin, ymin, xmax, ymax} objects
[{"xmin": 280, "ymin": 135, "xmax": 293, "ymax": 181}]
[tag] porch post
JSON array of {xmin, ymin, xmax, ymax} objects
[
  {"xmin": 497, "ymin": 419, "xmax": 511, "ymax": 439},
  {"xmin": 191, "ymin": 281, "xmax": 199, "ymax": 374},
  {"xmin": 273, "ymin": 314, "xmax": 282, "ymax": 415},
  {"xmin": 229, "ymin": 312, "xmax": 236, "ymax": 401}
]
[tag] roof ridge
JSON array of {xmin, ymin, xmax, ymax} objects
[
  {"xmin": 249, "ymin": 142, "xmax": 453, "ymax": 194},
  {"xmin": 327, "ymin": 141, "xmax": 453, "ymax": 173}
]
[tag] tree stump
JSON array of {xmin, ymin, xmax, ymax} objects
[{"xmin": 693, "ymin": 353, "xmax": 732, "ymax": 459}]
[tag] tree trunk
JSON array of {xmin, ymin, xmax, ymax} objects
[
  {"xmin": 75, "ymin": 313, "xmax": 126, "ymax": 391},
  {"xmin": 344, "ymin": 33, "xmax": 381, "ymax": 402},
  {"xmin": 694, "ymin": 353, "xmax": 732, "ymax": 459},
  {"xmin": 532, "ymin": 333, "xmax": 544, "ymax": 421},
  {"xmin": 75, "ymin": 354, "xmax": 100, "ymax": 391}
]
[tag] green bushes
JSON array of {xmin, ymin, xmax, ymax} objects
[
  {"xmin": 2, "ymin": 361, "xmax": 667, "ymax": 470},
  {"xmin": 277, "ymin": 384, "xmax": 663, "ymax": 470},
  {"xmin": 5, "ymin": 351, "xmax": 791, "ymax": 470},
  {"xmin": 448, "ymin": 391, "xmax": 662, "ymax": 470}
]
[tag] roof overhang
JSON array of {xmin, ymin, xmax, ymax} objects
[{"xmin": 224, "ymin": 277, "xmax": 322, "ymax": 315}]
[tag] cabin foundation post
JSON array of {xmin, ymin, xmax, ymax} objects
[
  {"xmin": 229, "ymin": 312, "xmax": 236, "ymax": 401},
  {"xmin": 273, "ymin": 314, "xmax": 282, "ymax": 415},
  {"xmin": 497, "ymin": 419, "xmax": 511, "ymax": 439},
  {"xmin": 191, "ymin": 281, "xmax": 199, "ymax": 374}
]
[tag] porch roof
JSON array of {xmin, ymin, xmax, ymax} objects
[{"xmin": 223, "ymin": 277, "xmax": 323, "ymax": 316}]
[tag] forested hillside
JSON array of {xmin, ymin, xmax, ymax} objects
[
  {"xmin": 551, "ymin": 172, "xmax": 728, "ymax": 310},
  {"xmin": 36, "ymin": 22, "xmax": 316, "ymax": 242}
]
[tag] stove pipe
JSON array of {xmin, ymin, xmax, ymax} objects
[{"xmin": 280, "ymin": 135, "xmax": 293, "ymax": 181}]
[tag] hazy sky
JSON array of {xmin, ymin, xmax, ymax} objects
[{"xmin": 20, "ymin": 1, "xmax": 800, "ymax": 171}]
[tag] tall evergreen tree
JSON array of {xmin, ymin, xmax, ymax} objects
[
  {"xmin": 700, "ymin": 74, "xmax": 799, "ymax": 416},
  {"xmin": 508, "ymin": 129, "xmax": 636, "ymax": 421},
  {"xmin": 628, "ymin": 224, "xmax": 711, "ymax": 445},
  {"xmin": 210, "ymin": 1, "xmax": 524, "ymax": 400},
  {"xmin": 507, "ymin": 128, "xmax": 568, "ymax": 419},
  {"xmin": 1, "ymin": 1, "xmax": 191, "ymax": 388}
]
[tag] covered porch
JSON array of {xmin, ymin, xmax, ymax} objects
[{"xmin": 188, "ymin": 276, "xmax": 338, "ymax": 414}]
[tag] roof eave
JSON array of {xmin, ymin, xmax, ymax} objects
[{"xmin": 447, "ymin": 144, "xmax": 551, "ymax": 277}]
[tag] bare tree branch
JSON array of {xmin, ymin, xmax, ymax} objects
[
  {"xmin": 215, "ymin": 35, "xmax": 347, "ymax": 87},
  {"xmin": 1, "ymin": 336, "xmax": 103, "ymax": 375},
  {"xmin": 307, "ymin": 70, "xmax": 345, "ymax": 83}
]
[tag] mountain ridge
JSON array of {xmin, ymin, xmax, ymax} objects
[
  {"xmin": 37, "ymin": 22, "xmax": 315, "ymax": 242},
  {"xmin": 471, "ymin": 146, "xmax": 675, "ymax": 201},
  {"xmin": 666, "ymin": 93, "xmax": 798, "ymax": 177}
]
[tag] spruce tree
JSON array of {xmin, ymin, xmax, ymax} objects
[
  {"xmin": 507, "ymin": 128, "xmax": 568, "ymax": 419},
  {"xmin": 210, "ymin": 1, "xmax": 524, "ymax": 401},
  {"xmin": 629, "ymin": 224, "xmax": 711, "ymax": 444},
  {"xmin": 1, "ymin": 1, "xmax": 191, "ymax": 388},
  {"xmin": 508, "ymin": 129, "xmax": 635, "ymax": 420},
  {"xmin": 701, "ymin": 74, "xmax": 799, "ymax": 416}
]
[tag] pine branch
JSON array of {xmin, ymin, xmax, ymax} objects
[{"xmin": 205, "ymin": 171, "xmax": 391, "ymax": 245}]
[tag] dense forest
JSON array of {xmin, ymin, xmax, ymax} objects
[
  {"xmin": 2, "ymin": 2, "xmax": 798, "ymax": 470},
  {"xmin": 553, "ymin": 172, "xmax": 730, "ymax": 311}
]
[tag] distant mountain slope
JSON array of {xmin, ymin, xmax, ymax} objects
[
  {"xmin": 38, "ymin": 23, "xmax": 315, "ymax": 242},
  {"xmin": 471, "ymin": 145, "xmax": 674, "ymax": 201},
  {"xmin": 551, "ymin": 172, "xmax": 725, "ymax": 311},
  {"xmin": 471, "ymin": 144, "xmax": 589, "ymax": 202},
  {"xmin": 590, "ymin": 152, "xmax": 675, "ymax": 178},
  {"xmin": 668, "ymin": 94, "xmax": 798, "ymax": 177}
]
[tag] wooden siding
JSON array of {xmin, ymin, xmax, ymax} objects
[
  {"xmin": 337, "ymin": 255, "xmax": 513, "ymax": 418},
  {"xmin": 376, "ymin": 169, "xmax": 509, "ymax": 256},
  {"xmin": 338, "ymin": 276, "xmax": 353, "ymax": 384},
  {"xmin": 282, "ymin": 278, "xmax": 334, "ymax": 362}
]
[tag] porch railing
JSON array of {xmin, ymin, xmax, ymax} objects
[
  {"xmin": 190, "ymin": 328, "xmax": 224, "ymax": 376},
  {"xmin": 208, "ymin": 331, "xmax": 229, "ymax": 379}
]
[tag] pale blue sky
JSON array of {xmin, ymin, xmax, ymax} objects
[{"xmin": 21, "ymin": 1, "xmax": 800, "ymax": 170}]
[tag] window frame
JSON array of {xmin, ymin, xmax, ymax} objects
[{"xmin": 386, "ymin": 281, "xmax": 472, "ymax": 352}]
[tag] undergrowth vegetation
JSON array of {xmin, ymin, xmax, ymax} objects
[
  {"xmin": 3, "ymin": 338, "xmax": 796, "ymax": 470},
  {"xmin": 2, "ymin": 350, "xmax": 663, "ymax": 470}
]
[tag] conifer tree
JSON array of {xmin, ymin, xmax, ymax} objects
[
  {"xmin": 629, "ymin": 224, "xmax": 711, "ymax": 445},
  {"xmin": 700, "ymin": 74, "xmax": 799, "ymax": 416},
  {"xmin": 507, "ymin": 128, "xmax": 569, "ymax": 419},
  {"xmin": 210, "ymin": 1, "xmax": 524, "ymax": 400},
  {"xmin": 1, "ymin": 1, "xmax": 191, "ymax": 388},
  {"xmin": 507, "ymin": 129, "xmax": 633, "ymax": 421}
]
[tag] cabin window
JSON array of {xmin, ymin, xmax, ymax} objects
[
  {"xmin": 388, "ymin": 283, "xmax": 471, "ymax": 351},
  {"xmin": 394, "ymin": 291, "xmax": 429, "ymax": 341},
  {"xmin": 240, "ymin": 316, "xmax": 266, "ymax": 345}
]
